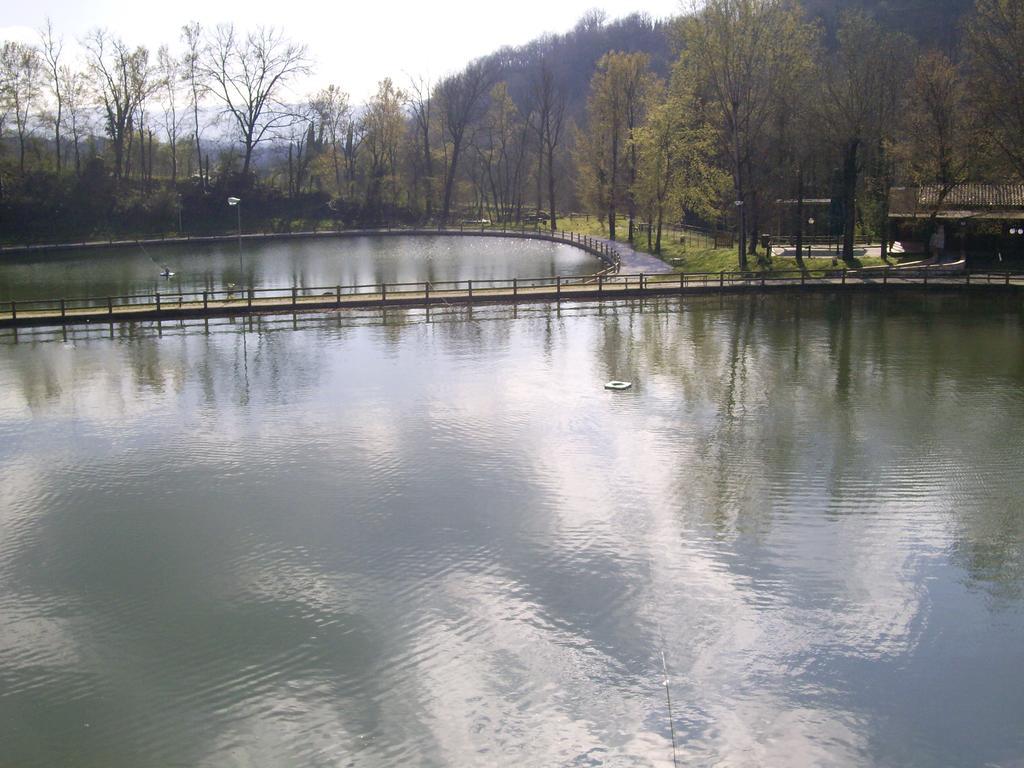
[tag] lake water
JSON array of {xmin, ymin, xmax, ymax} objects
[
  {"xmin": 1, "ymin": 293, "xmax": 1022, "ymax": 767},
  {"xmin": 0, "ymin": 235, "xmax": 599, "ymax": 302}
]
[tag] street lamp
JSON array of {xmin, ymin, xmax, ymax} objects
[
  {"xmin": 227, "ymin": 197, "xmax": 242, "ymax": 279},
  {"xmin": 808, "ymin": 217, "xmax": 816, "ymax": 257}
]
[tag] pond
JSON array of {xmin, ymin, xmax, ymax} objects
[
  {"xmin": 0, "ymin": 234, "xmax": 600, "ymax": 302},
  {"xmin": 0, "ymin": 293, "xmax": 1022, "ymax": 767}
]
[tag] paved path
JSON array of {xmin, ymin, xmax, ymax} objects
[{"xmin": 593, "ymin": 236, "xmax": 674, "ymax": 273}]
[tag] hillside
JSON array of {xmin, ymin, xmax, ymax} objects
[
  {"xmin": 464, "ymin": 0, "xmax": 974, "ymax": 129},
  {"xmin": 802, "ymin": 0, "xmax": 973, "ymax": 49}
]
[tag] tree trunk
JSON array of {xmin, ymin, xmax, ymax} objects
[
  {"xmin": 441, "ymin": 139, "xmax": 463, "ymax": 225},
  {"xmin": 842, "ymin": 139, "xmax": 859, "ymax": 263},
  {"xmin": 535, "ymin": 143, "xmax": 543, "ymax": 221},
  {"xmin": 55, "ymin": 102, "xmax": 62, "ymax": 175},
  {"xmin": 609, "ymin": 132, "xmax": 619, "ymax": 242},
  {"xmin": 170, "ymin": 135, "xmax": 177, "ymax": 184},
  {"xmin": 795, "ymin": 166, "xmax": 806, "ymax": 272},
  {"xmin": 655, "ymin": 206, "xmax": 663, "ymax": 255},
  {"xmin": 242, "ymin": 136, "xmax": 255, "ymax": 180},
  {"xmin": 547, "ymin": 143, "xmax": 557, "ymax": 231}
]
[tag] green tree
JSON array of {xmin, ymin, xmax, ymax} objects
[
  {"xmin": 361, "ymin": 78, "xmax": 406, "ymax": 216},
  {"xmin": 633, "ymin": 75, "xmax": 724, "ymax": 254},
  {"xmin": 679, "ymin": 0, "xmax": 818, "ymax": 269},
  {"xmin": 900, "ymin": 51, "xmax": 974, "ymax": 217},
  {"xmin": 578, "ymin": 51, "xmax": 656, "ymax": 242},
  {"xmin": 819, "ymin": 11, "xmax": 909, "ymax": 263},
  {"xmin": 963, "ymin": 0, "xmax": 1024, "ymax": 181},
  {"xmin": 1, "ymin": 41, "xmax": 43, "ymax": 176}
]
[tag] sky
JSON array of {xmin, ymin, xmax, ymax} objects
[{"xmin": 2, "ymin": 0, "xmax": 684, "ymax": 102}]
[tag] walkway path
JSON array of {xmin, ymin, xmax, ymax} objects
[
  {"xmin": 3, "ymin": 270, "xmax": 1019, "ymax": 330},
  {"xmin": 592, "ymin": 235, "xmax": 674, "ymax": 273}
]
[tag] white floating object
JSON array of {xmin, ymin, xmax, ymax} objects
[{"xmin": 604, "ymin": 380, "xmax": 633, "ymax": 391}]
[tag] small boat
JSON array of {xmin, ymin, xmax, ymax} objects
[
  {"xmin": 605, "ymin": 381, "xmax": 633, "ymax": 391},
  {"xmin": 160, "ymin": 268, "xmax": 175, "ymax": 278}
]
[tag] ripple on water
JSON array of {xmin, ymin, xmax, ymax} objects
[{"xmin": 1, "ymin": 295, "xmax": 1023, "ymax": 767}]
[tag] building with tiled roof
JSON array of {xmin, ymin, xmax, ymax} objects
[
  {"xmin": 889, "ymin": 184, "xmax": 1024, "ymax": 262},
  {"xmin": 889, "ymin": 184, "xmax": 1024, "ymax": 220}
]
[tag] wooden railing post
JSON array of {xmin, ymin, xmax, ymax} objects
[
  {"xmin": 841, "ymin": 270, "xmax": 847, "ymax": 286},
  {"xmin": 60, "ymin": 298, "xmax": 66, "ymax": 319},
  {"xmin": 512, "ymin": 277, "xmax": 517, "ymax": 297},
  {"xmin": 9, "ymin": 301, "xmax": 15, "ymax": 321},
  {"xmin": 425, "ymin": 282, "xmax": 430, "ymax": 303},
  {"xmin": 156, "ymin": 292, "xmax": 161, "ymax": 311},
  {"xmin": 923, "ymin": 267, "xmax": 928, "ymax": 286},
  {"xmin": 382, "ymin": 283, "xmax": 387, "ymax": 305},
  {"xmin": 1006, "ymin": 272, "xmax": 1011, "ymax": 286},
  {"xmin": 556, "ymin": 275, "xmax": 561, "ymax": 301},
  {"xmin": 598, "ymin": 274, "xmax": 603, "ymax": 295},
  {"xmin": 202, "ymin": 292, "xmax": 208, "ymax": 310},
  {"xmin": 680, "ymin": 272, "xmax": 685, "ymax": 293},
  {"xmin": 108, "ymin": 297, "xmax": 114, "ymax": 317},
  {"xmin": 336, "ymin": 285, "xmax": 341, "ymax": 306},
  {"xmin": 720, "ymin": 272, "xmax": 724, "ymax": 289},
  {"xmin": 292, "ymin": 286, "xmax": 297, "ymax": 306},
  {"xmin": 467, "ymin": 280, "xmax": 473, "ymax": 301}
]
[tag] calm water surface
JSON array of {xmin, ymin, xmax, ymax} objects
[
  {"xmin": 1, "ymin": 293, "xmax": 1022, "ymax": 767},
  {"xmin": 0, "ymin": 235, "xmax": 598, "ymax": 302}
]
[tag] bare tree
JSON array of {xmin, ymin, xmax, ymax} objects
[
  {"xmin": 474, "ymin": 82, "xmax": 528, "ymax": 223},
  {"xmin": 1, "ymin": 41, "xmax": 43, "ymax": 175},
  {"xmin": 407, "ymin": 76, "xmax": 434, "ymax": 219},
  {"xmin": 530, "ymin": 56, "xmax": 568, "ymax": 230},
  {"xmin": 438, "ymin": 60, "xmax": 493, "ymax": 224},
  {"xmin": 58, "ymin": 65, "xmax": 89, "ymax": 176},
  {"xmin": 157, "ymin": 44, "xmax": 185, "ymax": 183},
  {"xmin": 84, "ymin": 29, "xmax": 151, "ymax": 180},
  {"xmin": 39, "ymin": 18, "xmax": 64, "ymax": 174},
  {"xmin": 202, "ymin": 24, "xmax": 310, "ymax": 179},
  {"xmin": 181, "ymin": 22, "xmax": 207, "ymax": 187}
]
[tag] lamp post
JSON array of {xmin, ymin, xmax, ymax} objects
[
  {"xmin": 808, "ymin": 217, "xmax": 815, "ymax": 259},
  {"xmin": 228, "ymin": 196, "xmax": 242, "ymax": 279}
]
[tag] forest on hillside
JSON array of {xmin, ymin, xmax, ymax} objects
[{"xmin": 0, "ymin": 0, "xmax": 1018, "ymax": 269}]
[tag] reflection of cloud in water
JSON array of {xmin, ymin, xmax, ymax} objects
[{"xmin": 1, "ymin": 296, "xmax": 1023, "ymax": 766}]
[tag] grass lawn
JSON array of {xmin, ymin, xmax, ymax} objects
[{"xmin": 558, "ymin": 214, "xmax": 889, "ymax": 275}]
